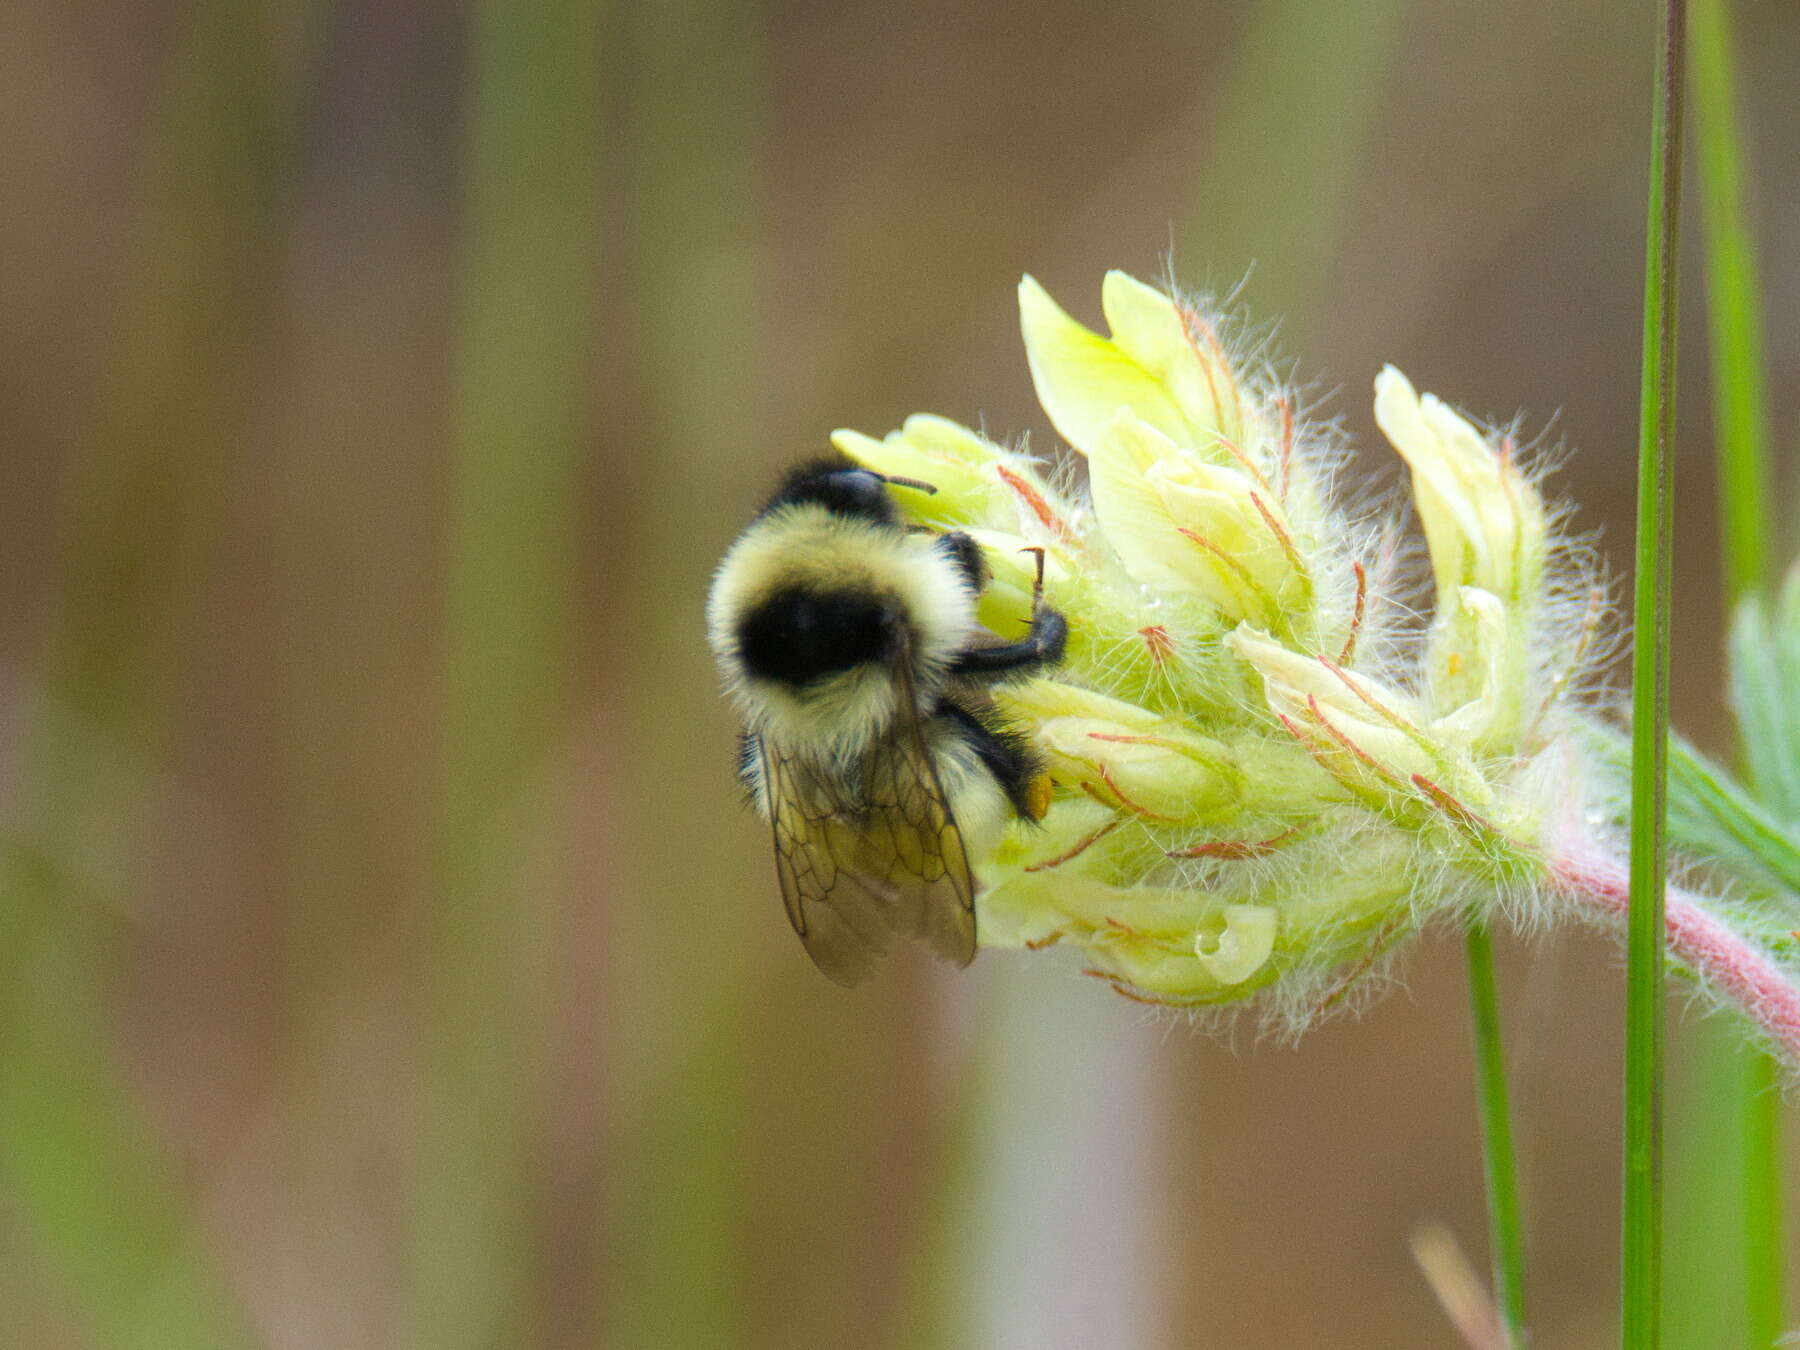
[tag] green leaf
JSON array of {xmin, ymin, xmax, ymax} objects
[
  {"xmin": 1585, "ymin": 722, "xmax": 1800, "ymax": 911},
  {"xmin": 1668, "ymin": 736, "xmax": 1800, "ymax": 903},
  {"xmin": 1729, "ymin": 566, "xmax": 1800, "ymax": 824}
]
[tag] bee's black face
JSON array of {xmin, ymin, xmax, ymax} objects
[
  {"xmin": 803, "ymin": 469, "xmax": 894, "ymax": 520},
  {"xmin": 735, "ymin": 585, "xmax": 900, "ymax": 687},
  {"xmin": 760, "ymin": 457, "xmax": 902, "ymax": 524}
]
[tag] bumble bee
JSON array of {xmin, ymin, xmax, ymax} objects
[{"xmin": 707, "ymin": 453, "xmax": 1068, "ymax": 986}]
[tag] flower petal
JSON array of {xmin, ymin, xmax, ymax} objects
[
  {"xmin": 1087, "ymin": 411, "xmax": 1202, "ymax": 594},
  {"xmin": 1374, "ymin": 365, "xmax": 1545, "ymax": 610},
  {"xmin": 1019, "ymin": 275, "xmax": 1193, "ymax": 456},
  {"xmin": 1428, "ymin": 586, "xmax": 1520, "ymax": 751},
  {"xmin": 1100, "ymin": 270, "xmax": 1234, "ymax": 445},
  {"xmin": 1194, "ymin": 905, "xmax": 1278, "ymax": 985},
  {"xmin": 1229, "ymin": 625, "xmax": 1438, "ymax": 784}
]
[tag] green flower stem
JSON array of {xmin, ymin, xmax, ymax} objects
[
  {"xmin": 1464, "ymin": 921, "xmax": 1527, "ymax": 1347},
  {"xmin": 1626, "ymin": 1, "xmax": 1687, "ymax": 1343},
  {"xmin": 1742, "ymin": 1051, "xmax": 1785, "ymax": 1348},
  {"xmin": 1692, "ymin": 0, "xmax": 1784, "ymax": 1340},
  {"xmin": 1553, "ymin": 850, "xmax": 1800, "ymax": 1064}
]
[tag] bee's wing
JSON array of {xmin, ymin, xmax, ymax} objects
[{"xmin": 759, "ymin": 648, "xmax": 977, "ymax": 987}]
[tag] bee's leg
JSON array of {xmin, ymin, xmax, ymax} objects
[
  {"xmin": 949, "ymin": 602, "xmax": 1068, "ymax": 676},
  {"xmin": 935, "ymin": 529, "xmax": 989, "ymax": 593},
  {"xmin": 936, "ymin": 700, "xmax": 1051, "ymax": 823},
  {"xmin": 1020, "ymin": 545, "xmax": 1047, "ymax": 612}
]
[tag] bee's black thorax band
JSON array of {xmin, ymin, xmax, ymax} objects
[{"xmin": 735, "ymin": 585, "xmax": 903, "ymax": 686}]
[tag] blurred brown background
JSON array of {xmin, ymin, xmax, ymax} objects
[{"xmin": 1, "ymin": 1, "xmax": 1797, "ymax": 1346}]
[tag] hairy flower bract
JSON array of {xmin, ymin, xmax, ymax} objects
[{"xmin": 832, "ymin": 271, "xmax": 1799, "ymax": 1052}]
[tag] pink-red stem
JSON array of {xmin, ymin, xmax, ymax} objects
[{"xmin": 1552, "ymin": 845, "xmax": 1800, "ymax": 1065}]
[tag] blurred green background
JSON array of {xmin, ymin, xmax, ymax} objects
[{"xmin": 2, "ymin": 1, "xmax": 1797, "ymax": 1346}]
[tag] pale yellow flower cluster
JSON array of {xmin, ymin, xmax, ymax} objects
[{"xmin": 838, "ymin": 272, "xmax": 1582, "ymax": 1017}]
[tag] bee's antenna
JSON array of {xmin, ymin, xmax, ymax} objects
[{"xmin": 874, "ymin": 473, "xmax": 939, "ymax": 495}]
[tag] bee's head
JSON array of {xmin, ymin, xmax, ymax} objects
[{"xmin": 761, "ymin": 455, "xmax": 937, "ymax": 524}]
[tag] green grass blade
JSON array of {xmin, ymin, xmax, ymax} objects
[
  {"xmin": 1691, "ymin": 2, "xmax": 1784, "ymax": 1341},
  {"xmin": 1693, "ymin": 0, "xmax": 1773, "ymax": 606},
  {"xmin": 1624, "ymin": 2, "xmax": 1686, "ymax": 1345},
  {"xmin": 417, "ymin": 3, "xmax": 600, "ymax": 1344},
  {"xmin": 1464, "ymin": 923, "xmax": 1527, "ymax": 1346}
]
